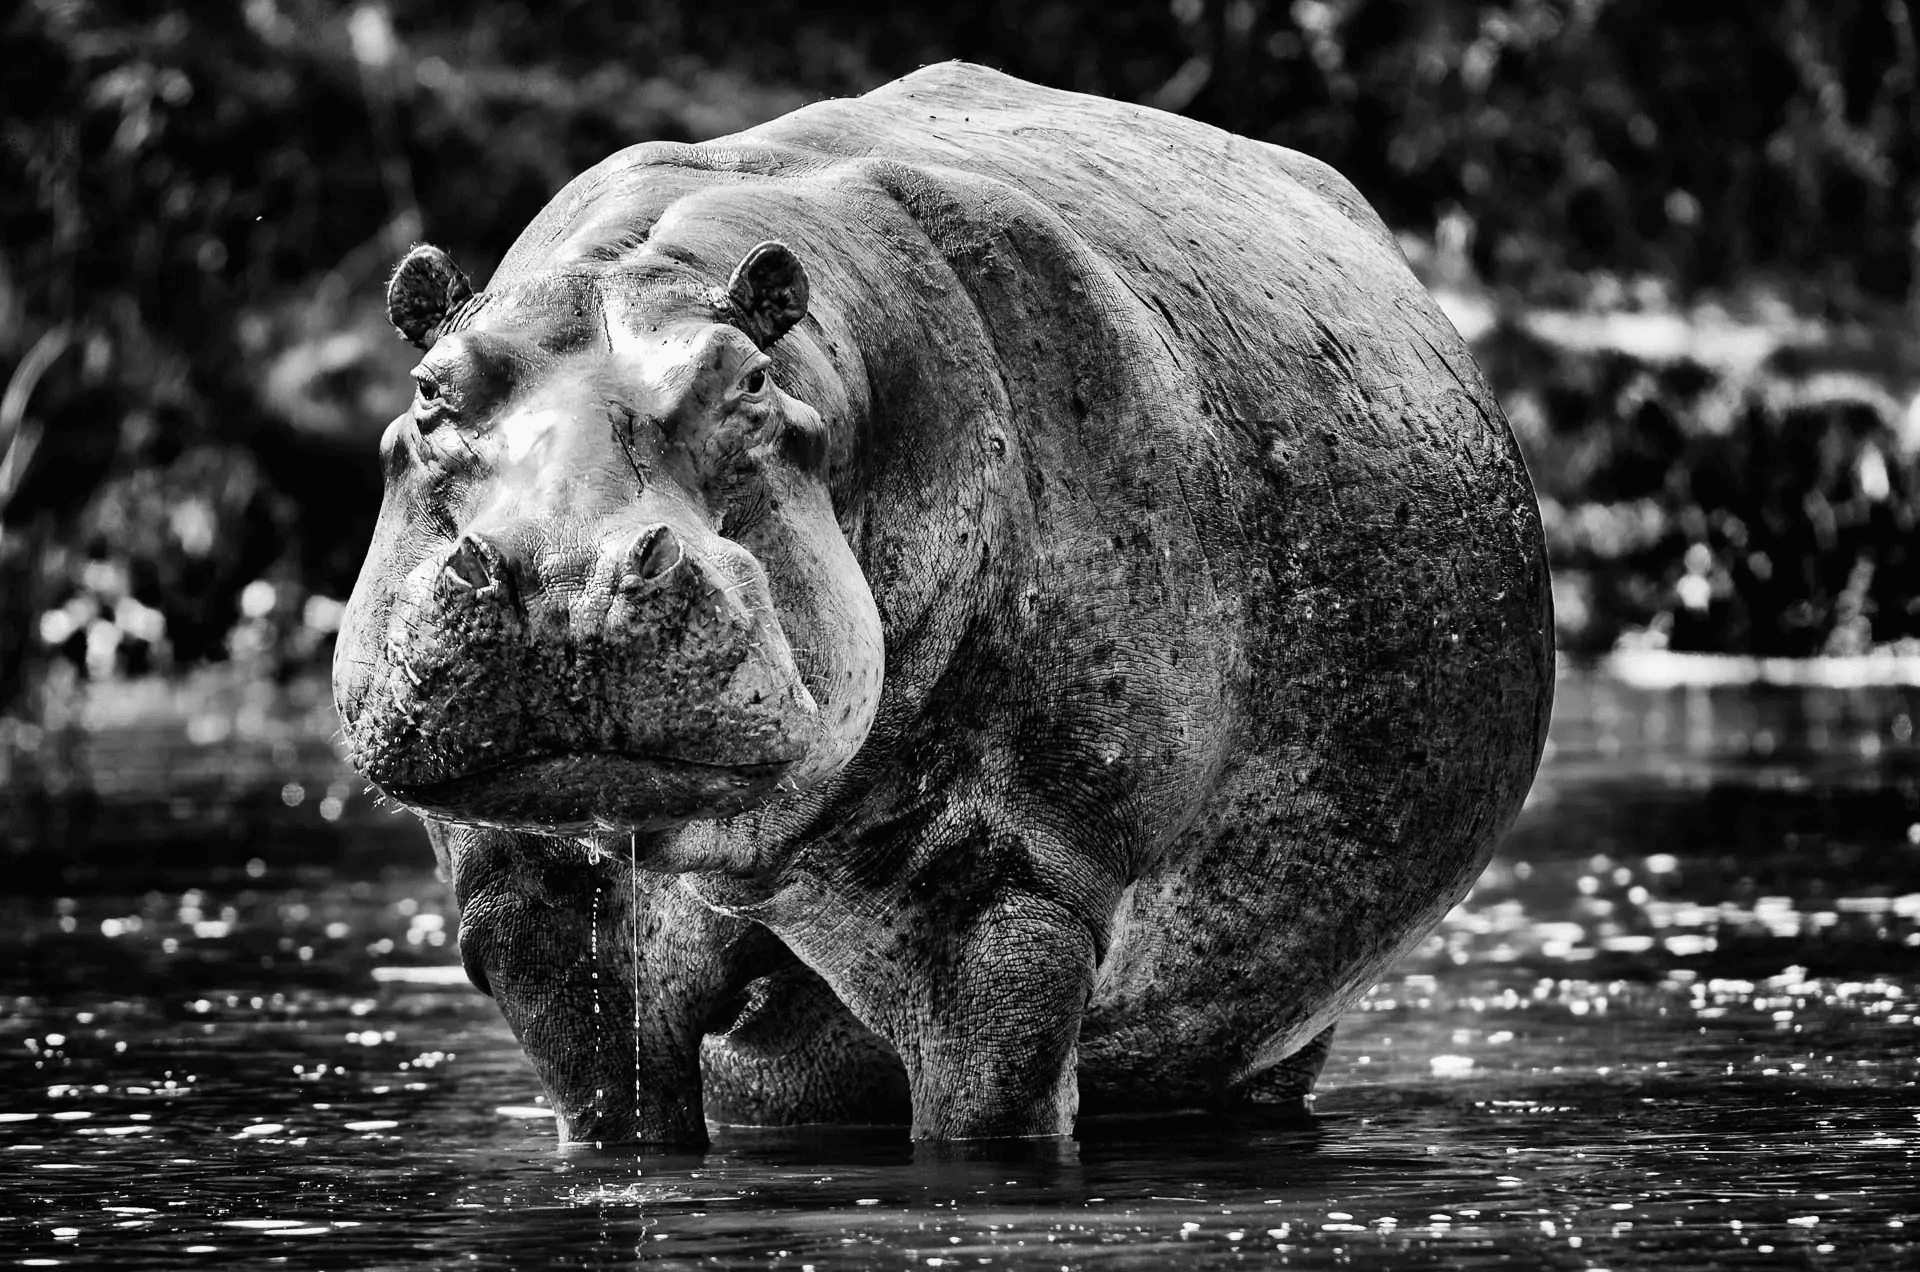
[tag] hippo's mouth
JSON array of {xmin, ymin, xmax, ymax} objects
[{"xmin": 380, "ymin": 750, "xmax": 794, "ymax": 832}]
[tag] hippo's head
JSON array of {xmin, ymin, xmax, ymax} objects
[{"xmin": 332, "ymin": 240, "xmax": 882, "ymax": 841}]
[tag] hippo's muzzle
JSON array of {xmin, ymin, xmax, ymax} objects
[{"xmin": 338, "ymin": 511, "xmax": 821, "ymax": 832}]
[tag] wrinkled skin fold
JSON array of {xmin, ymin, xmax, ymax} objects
[{"xmin": 333, "ymin": 62, "xmax": 1554, "ymax": 1146}]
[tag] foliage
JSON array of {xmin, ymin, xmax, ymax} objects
[{"xmin": 1480, "ymin": 317, "xmax": 1920, "ymax": 655}]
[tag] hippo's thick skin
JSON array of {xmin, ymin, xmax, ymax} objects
[{"xmin": 334, "ymin": 62, "xmax": 1553, "ymax": 1145}]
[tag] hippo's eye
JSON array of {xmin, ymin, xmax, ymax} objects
[
  {"xmin": 739, "ymin": 368, "xmax": 768, "ymax": 396},
  {"xmin": 411, "ymin": 370, "xmax": 447, "ymax": 424}
]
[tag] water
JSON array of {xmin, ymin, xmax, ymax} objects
[{"xmin": 2, "ymin": 669, "xmax": 1918, "ymax": 1268}]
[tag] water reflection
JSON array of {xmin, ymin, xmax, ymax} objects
[{"xmin": 1, "ymin": 668, "xmax": 1917, "ymax": 1268}]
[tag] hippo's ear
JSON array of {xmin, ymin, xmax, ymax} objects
[
  {"xmin": 387, "ymin": 244, "xmax": 474, "ymax": 349},
  {"xmin": 721, "ymin": 241, "xmax": 809, "ymax": 349}
]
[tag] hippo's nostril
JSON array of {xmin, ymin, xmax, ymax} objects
[
  {"xmin": 628, "ymin": 526, "xmax": 683, "ymax": 586},
  {"xmin": 444, "ymin": 533, "xmax": 497, "ymax": 591}
]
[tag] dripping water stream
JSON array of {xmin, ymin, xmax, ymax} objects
[{"xmin": 589, "ymin": 859, "xmax": 602, "ymax": 1146}]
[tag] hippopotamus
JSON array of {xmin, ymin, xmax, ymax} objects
[{"xmin": 332, "ymin": 61, "xmax": 1552, "ymax": 1146}]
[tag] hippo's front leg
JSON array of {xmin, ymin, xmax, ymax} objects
[
  {"xmin": 764, "ymin": 826, "xmax": 1111, "ymax": 1141},
  {"xmin": 894, "ymin": 899, "xmax": 1098, "ymax": 1140},
  {"xmin": 431, "ymin": 823, "xmax": 758, "ymax": 1147}
]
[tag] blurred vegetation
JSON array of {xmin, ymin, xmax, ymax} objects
[{"xmin": 3, "ymin": 0, "xmax": 1920, "ymax": 716}]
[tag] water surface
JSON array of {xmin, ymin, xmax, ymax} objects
[{"xmin": 2, "ymin": 669, "xmax": 1917, "ymax": 1268}]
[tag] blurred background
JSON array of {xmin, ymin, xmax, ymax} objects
[{"xmin": 4, "ymin": 0, "xmax": 1920, "ymax": 858}]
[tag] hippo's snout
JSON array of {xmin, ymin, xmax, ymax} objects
[{"xmin": 337, "ymin": 511, "xmax": 821, "ymax": 832}]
